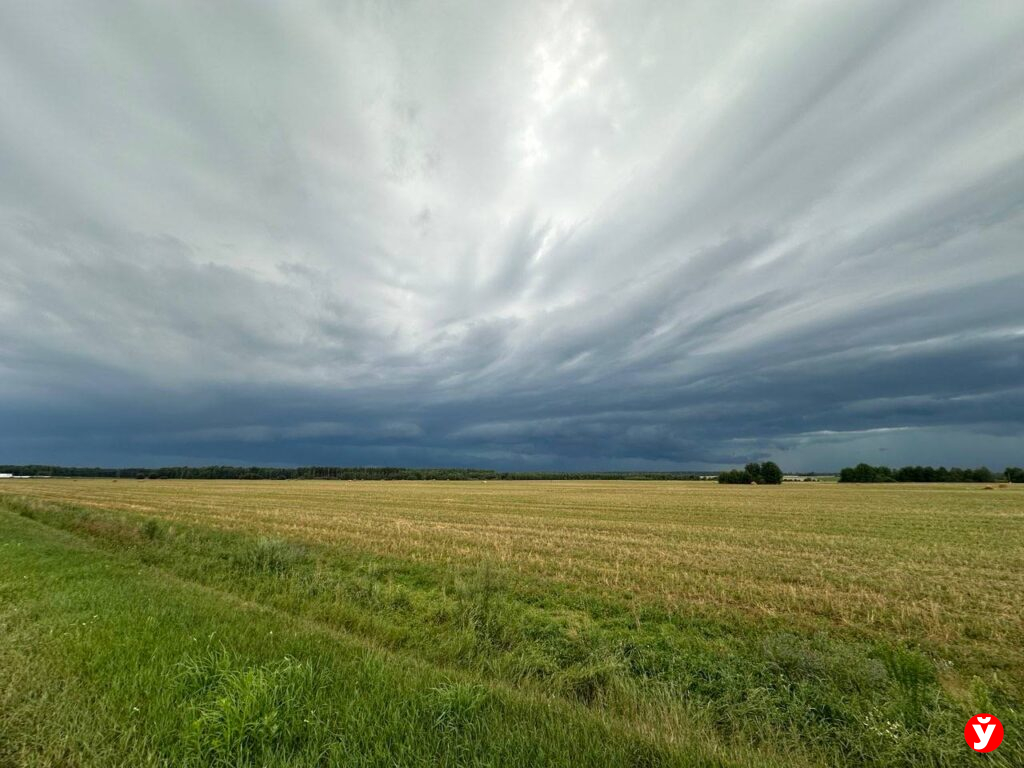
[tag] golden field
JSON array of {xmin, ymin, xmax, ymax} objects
[{"xmin": 5, "ymin": 478, "xmax": 1021, "ymax": 676}]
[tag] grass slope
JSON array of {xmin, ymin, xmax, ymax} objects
[{"xmin": 0, "ymin": 510, "xmax": 738, "ymax": 767}]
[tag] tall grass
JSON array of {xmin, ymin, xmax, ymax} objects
[{"xmin": 0, "ymin": 509, "xmax": 752, "ymax": 767}]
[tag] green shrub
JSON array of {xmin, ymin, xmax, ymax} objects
[
  {"xmin": 232, "ymin": 537, "xmax": 308, "ymax": 576},
  {"xmin": 139, "ymin": 519, "xmax": 163, "ymax": 541}
]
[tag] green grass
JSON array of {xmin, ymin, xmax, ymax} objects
[
  {"xmin": 0, "ymin": 481, "xmax": 1021, "ymax": 766},
  {"xmin": 0, "ymin": 511, "xmax": 738, "ymax": 767}
]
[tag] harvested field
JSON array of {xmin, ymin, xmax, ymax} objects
[{"xmin": 1, "ymin": 479, "xmax": 1021, "ymax": 766}]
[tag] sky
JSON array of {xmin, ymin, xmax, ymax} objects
[{"xmin": 1, "ymin": 1, "xmax": 1022, "ymax": 472}]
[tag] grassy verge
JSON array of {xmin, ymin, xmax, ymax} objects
[
  {"xmin": 2, "ymin": 494, "xmax": 1017, "ymax": 766},
  {"xmin": 0, "ymin": 507, "xmax": 754, "ymax": 767}
]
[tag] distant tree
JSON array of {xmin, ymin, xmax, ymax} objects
[
  {"xmin": 839, "ymin": 463, "xmax": 1006, "ymax": 483},
  {"xmin": 971, "ymin": 466, "xmax": 994, "ymax": 483},
  {"xmin": 717, "ymin": 469, "xmax": 750, "ymax": 484},
  {"xmin": 717, "ymin": 462, "xmax": 783, "ymax": 484},
  {"xmin": 851, "ymin": 463, "xmax": 878, "ymax": 482},
  {"xmin": 759, "ymin": 461, "xmax": 783, "ymax": 485}
]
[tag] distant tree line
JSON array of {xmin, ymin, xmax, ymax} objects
[
  {"xmin": 718, "ymin": 462, "xmax": 783, "ymax": 485},
  {"xmin": 838, "ymin": 463, "xmax": 1024, "ymax": 483},
  {"xmin": 7, "ymin": 463, "xmax": 1019, "ymax": 483},
  {"xmin": 0, "ymin": 465, "xmax": 712, "ymax": 481}
]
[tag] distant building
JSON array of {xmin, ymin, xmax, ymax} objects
[
  {"xmin": 783, "ymin": 475, "xmax": 819, "ymax": 482},
  {"xmin": 0, "ymin": 473, "xmax": 11, "ymax": 478}
]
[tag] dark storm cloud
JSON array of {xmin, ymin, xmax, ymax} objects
[{"xmin": 1, "ymin": 1, "xmax": 1022, "ymax": 470}]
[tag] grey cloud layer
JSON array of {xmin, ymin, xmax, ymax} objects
[{"xmin": 1, "ymin": 1, "xmax": 1022, "ymax": 469}]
